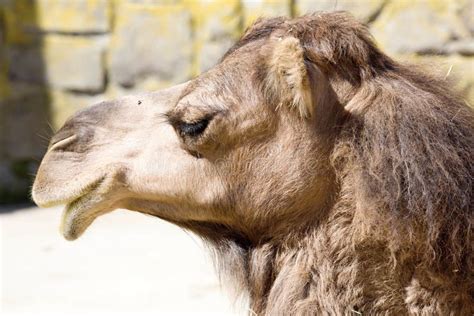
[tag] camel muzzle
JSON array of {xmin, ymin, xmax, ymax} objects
[{"xmin": 32, "ymin": 84, "xmax": 189, "ymax": 240}]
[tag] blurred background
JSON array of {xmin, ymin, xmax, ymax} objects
[{"xmin": 0, "ymin": 0, "xmax": 473, "ymax": 315}]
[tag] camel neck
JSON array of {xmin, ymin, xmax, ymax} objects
[
  {"xmin": 237, "ymin": 201, "xmax": 473, "ymax": 315},
  {"xmin": 243, "ymin": 206, "xmax": 398, "ymax": 314}
]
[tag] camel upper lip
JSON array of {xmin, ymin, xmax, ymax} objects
[{"xmin": 33, "ymin": 173, "xmax": 106, "ymax": 208}]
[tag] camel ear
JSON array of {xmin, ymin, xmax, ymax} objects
[{"xmin": 266, "ymin": 36, "xmax": 313, "ymax": 118}]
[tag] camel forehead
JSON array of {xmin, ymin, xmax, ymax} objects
[{"xmin": 177, "ymin": 54, "xmax": 264, "ymax": 115}]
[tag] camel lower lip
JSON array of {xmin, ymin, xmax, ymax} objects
[
  {"xmin": 61, "ymin": 196, "xmax": 98, "ymax": 241},
  {"xmin": 60, "ymin": 179, "xmax": 110, "ymax": 241},
  {"xmin": 61, "ymin": 203, "xmax": 79, "ymax": 240}
]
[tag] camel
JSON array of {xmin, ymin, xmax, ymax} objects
[{"xmin": 32, "ymin": 12, "xmax": 473, "ymax": 314}]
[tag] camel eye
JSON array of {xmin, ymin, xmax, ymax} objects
[{"xmin": 178, "ymin": 118, "xmax": 210, "ymax": 137}]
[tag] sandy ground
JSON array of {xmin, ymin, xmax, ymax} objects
[{"xmin": 1, "ymin": 205, "xmax": 245, "ymax": 316}]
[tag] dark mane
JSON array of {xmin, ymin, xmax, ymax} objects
[
  {"xmin": 217, "ymin": 12, "xmax": 474, "ymax": 311},
  {"xmin": 226, "ymin": 12, "xmax": 473, "ymax": 268},
  {"xmin": 222, "ymin": 17, "xmax": 287, "ymax": 60},
  {"xmin": 333, "ymin": 63, "xmax": 474, "ymax": 268},
  {"xmin": 224, "ymin": 12, "xmax": 396, "ymax": 85}
]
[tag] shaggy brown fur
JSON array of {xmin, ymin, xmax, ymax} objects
[
  {"xmin": 205, "ymin": 13, "xmax": 474, "ymax": 314},
  {"xmin": 33, "ymin": 12, "xmax": 474, "ymax": 315}
]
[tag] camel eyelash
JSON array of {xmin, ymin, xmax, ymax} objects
[
  {"xmin": 165, "ymin": 107, "xmax": 220, "ymax": 138},
  {"xmin": 177, "ymin": 118, "xmax": 210, "ymax": 137}
]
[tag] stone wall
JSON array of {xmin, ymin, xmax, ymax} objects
[{"xmin": 0, "ymin": 0, "xmax": 473, "ymax": 203}]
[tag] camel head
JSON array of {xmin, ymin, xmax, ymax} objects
[
  {"xmin": 31, "ymin": 12, "xmax": 474, "ymax": 314},
  {"xmin": 32, "ymin": 14, "xmax": 361, "ymax": 243}
]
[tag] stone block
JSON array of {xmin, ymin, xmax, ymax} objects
[
  {"xmin": 2, "ymin": 0, "xmax": 37, "ymax": 45},
  {"xmin": 186, "ymin": 0, "xmax": 242, "ymax": 73},
  {"xmin": 7, "ymin": 35, "xmax": 107, "ymax": 92},
  {"xmin": 442, "ymin": 39, "xmax": 474, "ymax": 55},
  {"xmin": 0, "ymin": 83, "xmax": 51, "ymax": 160},
  {"xmin": 50, "ymin": 90, "xmax": 106, "ymax": 130},
  {"xmin": 399, "ymin": 55, "xmax": 474, "ymax": 107},
  {"xmin": 125, "ymin": 0, "xmax": 182, "ymax": 3},
  {"xmin": 0, "ymin": 65, "xmax": 9, "ymax": 102},
  {"xmin": 0, "ymin": 4, "xmax": 4, "ymax": 40},
  {"xmin": 295, "ymin": 0, "xmax": 387, "ymax": 22},
  {"xmin": 0, "ymin": 26, "xmax": 8, "ymax": 101},
  {"xmin": 3, "ymin": 0, "xmax": 110, "ymax": 45},
  {"xmin": 109, "ymin": 3, "xmax": 193, "ymax": 87},
  {"xmin": 371, "ymin": 1, "xmax": 469, "ymax": 54},
  {"xmin": 101, "ymin": 79, "xmax": 175, "ymax": 106},
  {"xmin": 198, "ymin": 39, "xmax": 236, "ymax": 72},
  {"xmin": 459, "ymin": 0, "xmax": 474, "ymax": 35},
  {"xmin": 439, "ymin": 56, "xmax": 474, "ymax": 107},
  {"xmin": 242, "ymin": 0, "xmax": 291, "ymax": 28},
  {"xmin": 0, "ymin": 98, "xmax": 6, "ymax": 159},
  {"xmin": 0, "ymin": 159, "xmax": 38, "ymax": 204}
]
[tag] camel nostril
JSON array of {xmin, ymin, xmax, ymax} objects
[
  {"xmin": 49, "ymin": 134, "xmax": 78, "ymax": 151},
  {"xmin": 49, "ymin": 123, "xmax": 96, "ymax": 153},
  {"xmin": 50, "ymin": 131, "xmax": 74, "ymax": 146}
]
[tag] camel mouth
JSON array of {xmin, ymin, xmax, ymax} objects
[
  {"xmin": 60, "ymin": 177, "xmax": 113, "ymax": 241},
  {"xmin": 32, "ymin": 168, "xmax": 108, "ymax": 209}
]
